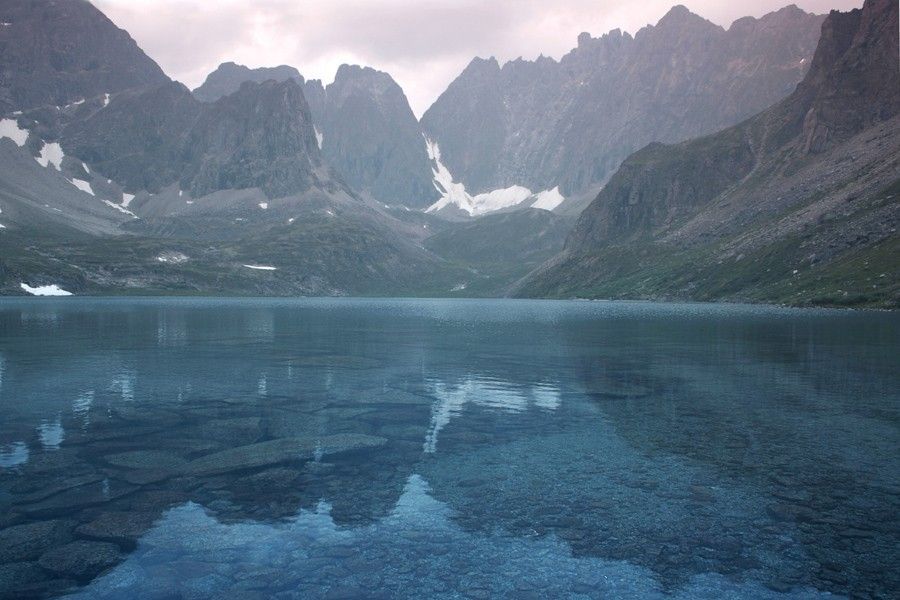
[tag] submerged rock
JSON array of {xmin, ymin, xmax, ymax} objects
[
  {"xmin": 181, "ymin": 434, "xmax": 387, "ymax": 476},
  {"xmin": 75, "ymin": 511, "xmax": 159, "ymax": 548},
  {"xmin": 0, "ymin": 519, "xmax": 74, "ymax": 563},
  {"xmin": 38, "ymin": 540, "xmax": 122, "ymax": 581},
  {"xmin": 104, "ymin": 450, "xmax": 188, "ymax": 471},
  {"xmin": 0, "ymin": 562, "xmax": 74, "ymax": 600}
]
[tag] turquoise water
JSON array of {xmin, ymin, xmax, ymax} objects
[{"xmin": 0, "ymin": 298, "xmax": 897, "ymax": 599}]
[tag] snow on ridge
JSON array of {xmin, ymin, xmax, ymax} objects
[
  {"xmin": 103, "ymin": 199, "xmax": 137, "ymax": 218},
  {"xmin": 20, "ymin": 283, "xmax": 72, "ymax": 297},
  {"xmin": 424, "ymin": 136, "xmax": 564, "ymax": 216},
  {"xmin": 0, "ymin": 119, "xmax": 28, "ymax": 146},
  {"xmin": 531, "ymin": 187, "xmax": 565, "ymax": 211},
  {"xmin": 37, "ymin": 142, "xmax": 64, "ymax": 170},
  {"xmin": 242, "ymin": 264, "xmax": 277, "ymax": 271}
]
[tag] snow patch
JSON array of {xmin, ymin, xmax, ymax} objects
[
  {"xmin": 103, "ymin": 199, "xmax": 137, "ymax": 218},
  {"xmin": 242, "ymin": 264, "xmax": 277, "ymax": 271},
  {"xmin": 531, "ymin": 187, "xmax": 565, "ymax": 211},
  {"xmin": 325, "ymin": 209, "xmax": 335, "ymax": 217},
  {"xmin": 178, "ymin": 190, "xmax": 183, "ymax": 197},
  {"xmin": 0, "ymin": 119, "xmax": 28, "ymax": 146},
  {"xmin": 287, "ymin": 217, "xmax": 296, "ymax": 224},
  {"xmin": 0, "ymin": 223, "xmax": 6, "ymax": 229},
  {"xmin": 258, "ymin": 202, "xmax": 268, "ymax": 210},
  {"xmin": 36, "ymin": 142, "xmax": 65, "ymax": 170},
  {"xmin": 20, "ymin": 283, "xmax": 72, "ymax": 297},
  {"xmin": 315, "ymin": 127, "xmax": 323, "ymax": 149},
  {"xmin": 424, "ymin": 137, "xmax": 563, "ymax": 216},
  {"xmin": 71, "ymin": 179, "xmax": 94, "ymax": 196},
  {"xmin": 102, "ymin": 93, "xmax": 110, "ymax": 107},
  {"xmin": 122, "ymin": 193, "xmax": 135, "ymax": 207},
  {"xmin": 157, "ymin": 252, "xmax": 189, "ymax": 264}
]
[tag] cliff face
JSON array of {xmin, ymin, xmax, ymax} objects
[
  {"xmin": 422, "ymin": 5, "xmax": 826, "ymax": 198},
  {"xmin": 0, "ymin": 0, "xmax": 169, "ymax": 114},
  {"xmin": 520, "ymin": 0, "xmax": 900, "ymax": 308},
  {"xmin": 64, "ymin": 79, "xmax": 331, "ymax": 199},
  {"xmin": 317, "ymin": 65, "xmax": 438, "ymax": 207},
  {"xmin": 184, "ymin": 80, "xmax": 326, "ymax": 198}
]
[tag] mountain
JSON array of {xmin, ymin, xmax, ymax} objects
[
  {"xmin": 421, "ymin": 5, "xmax": 826, "ymax": 207},
  {"xmin": 0, "ymin": 0, "xmax": 169, "ymax": 114},
  {"xmin": 519, "ymin": 0, "xmax": 899, "ymax": 308},
  {"xmin": 0, "ymin": 9, "xmax": 463, "ymax": 297},
  {"xmin": 193, "ymin": 62, "xmax": 303, "ymax": 102},
  {"xmin": 192, "ymin": 62, "xmax": 438, "ymax": 208},
  {"xmin": 317, "ymin": 65, "xmax": 438, "ymax": 208}
]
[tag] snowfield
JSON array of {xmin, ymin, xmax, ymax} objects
[{"xmin": 424, "ymin": 137, "xmax": 564, "ymax": 216}]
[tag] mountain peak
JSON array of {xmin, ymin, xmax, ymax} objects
[{"xmin": 193, "ymin": 62, "xmax": 303, "ymax": 102}]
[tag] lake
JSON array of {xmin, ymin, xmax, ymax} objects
[{"xmin": 0, "ymin": 298, "xmax": 898, "ymax": 599}]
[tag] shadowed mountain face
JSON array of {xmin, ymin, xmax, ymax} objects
[
  {"xmin": 421, "ymin": 5, "xmax": 826, "ymax": 198},
  {"xmin": 191, "ymin": 63, "xmax": 438, "ymax": 208},
  {"xmin": 317, "ymin": 65, "xmax": 439, "ymax": 208},
  {"xmin": 519, "ymin": 0, "xmax": 900, "ymax": 308},
  {"xmin": 0, "ymin": 0, "xmax": 169, "ymax": 114},
  {"xmin": 62, "ymin": 79, "xmax": 331, "ymax": 199}
]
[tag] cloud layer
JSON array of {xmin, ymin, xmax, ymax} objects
[{"xmin": 94, "ymin": 0, "xmax": 862, "ymax": 117}]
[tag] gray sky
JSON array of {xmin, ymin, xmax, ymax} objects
[{"xmin": 94, "ymin": 0, "xmax": 862, "ymax": 117}]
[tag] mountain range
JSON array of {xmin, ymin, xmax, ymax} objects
[
  {"xmin": 0, "ymin": 0, "xmax": 896, "ymax": 306},
  {"xmin": 518, "ymin": 0, "xmax": 898, "ymax": 307}
]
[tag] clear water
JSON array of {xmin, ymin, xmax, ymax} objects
[{"xmin": 0, "ymin": 298, "xmax": 897, "ymax": 599}]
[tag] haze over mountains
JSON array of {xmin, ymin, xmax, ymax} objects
[{"xmin": 0, "ymin": 0, "xmax": 896, "ymax": 306}]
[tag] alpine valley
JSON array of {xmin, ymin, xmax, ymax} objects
[{"xmin": 0, "ymin": 0, "xmax": 897, "ymax": 307}]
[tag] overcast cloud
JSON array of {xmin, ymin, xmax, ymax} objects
[{"xmin": 93, "ymin": 0, "xmax": 863, "ymax": 117}]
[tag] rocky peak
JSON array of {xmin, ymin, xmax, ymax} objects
[
  {"xmin": 319, "ymin": 66, "xmax": 437, "ymax": 207},
  {"xmin": 193, "ymin": 61, "xmax": 303, "ymax": 102},
  {"xmin": 329, "ymin": 65, "xmax": 405, "ymax": 103},
  {"xmin": 651, "ymin": 5, "xmax": 719, "ymax": 34},
  {"xmin": 184, "ymin": 78, "xmax": 325, "ymax": 198}
]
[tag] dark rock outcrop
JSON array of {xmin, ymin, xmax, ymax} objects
[
  {"xmin": 184, "ymin": 79, "xmax": 327, "ymax": 198},
  {"xmin": 318, "ymin": 65, "xmax": 438, "ymax": 207},
  {"xmin": 63, "ymin": 79, "xmax": 330, "ymax": 198},
  {"xmin": 0, "ymin": 0, "xmax": 169, "ymax": 114}
]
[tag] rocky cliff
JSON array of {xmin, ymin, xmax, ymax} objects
[{"xmin": 422, "ymin": 5, "xmax": 826, "ymax": 199}]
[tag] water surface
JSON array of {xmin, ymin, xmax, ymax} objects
[{"xmin": 0, "ymin": 298, "xmax": 898, "ymax": 599}]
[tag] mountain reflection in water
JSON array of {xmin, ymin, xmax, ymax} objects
[{"xmin": 0, "ymin": 298, "xmax": 896, "ymax": 599}]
